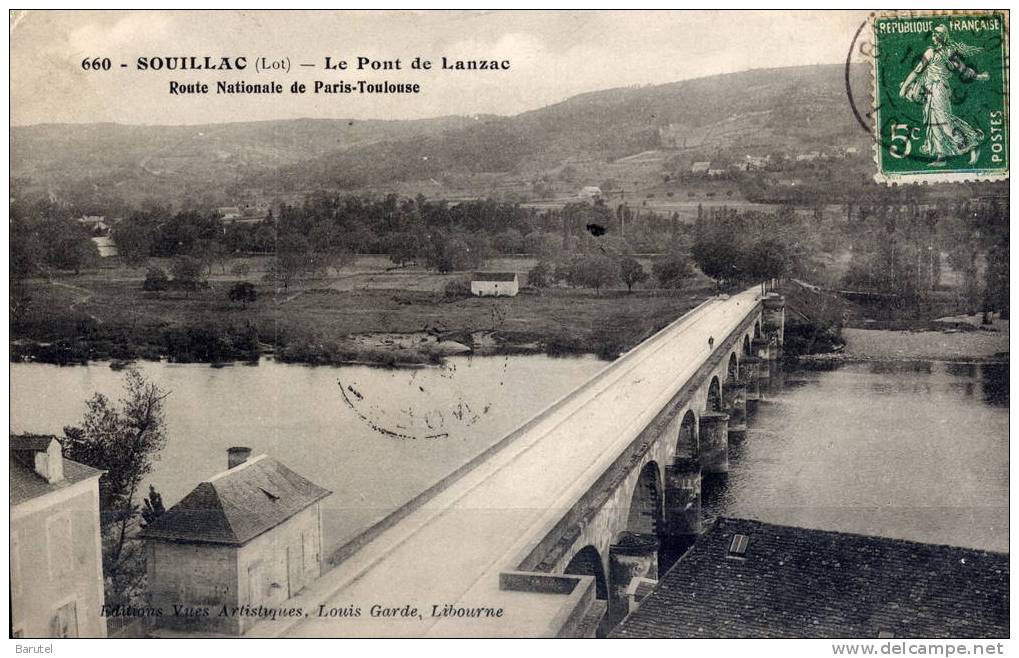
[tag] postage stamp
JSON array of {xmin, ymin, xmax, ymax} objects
[{"xmin": 871, "ymin": 11, "xmax": 1009, "ymax": 183}]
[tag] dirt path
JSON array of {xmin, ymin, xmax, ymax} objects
[{"xmin": 47, "ymin": 278, "xmax": 103, "ymax": 324}]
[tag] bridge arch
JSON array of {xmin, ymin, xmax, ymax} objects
[
  {"xmin": 754, "ymin": 320, "xmax": 762, "ymax": 340},
  {"xmin": 727, "ymin": 353, "xmax": 739, "ymax": 381},
  {"xmin": 742, "ymin": 334, "xmax": 752, "ymax": 356},
  {"xmin": 677, "ymin": 409, "xmax": 698, "ymax": 458},
  {"xmin": 564, "ymin": 545, "xmax": 608, "ymax": 600},
  {"xmin": 707, "ymin": 376, "xmax": 722, "ymax": 412},
  {"xmin": 625, "ymin": 461, "xmax": 663, "ymax": 536}
]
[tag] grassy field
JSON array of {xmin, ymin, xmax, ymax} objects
[{"xmin": 12, "ymin": 257, "xmax": 711, "ymax": 366}]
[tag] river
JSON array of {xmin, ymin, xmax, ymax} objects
[
  {"xmin": 9, "ymin": 350, "xmax": 1009, "ymax": 556},
  {"xmin": 9, "ymin": 355, "xmax": 605, "ymax": 553},
  {"xmin": 704, "ymin": 360, "xmax": 1009, "ymax": 553}
]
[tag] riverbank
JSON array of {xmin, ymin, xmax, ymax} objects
[
  {"xmin": 841, "ymin": 324, "xmax": 1009, "ymax": 361},
  {"xmin": 797, "ymin": 319, "xmax": 1008, "ymax": 366},
  {"xmin": 11, "ymin": 272, "xmax": 710, "ymax": 367}
]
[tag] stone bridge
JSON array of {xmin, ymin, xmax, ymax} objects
[{"xmin": 253, "ymin": 286, "xmax": 786, "ymax": 638}]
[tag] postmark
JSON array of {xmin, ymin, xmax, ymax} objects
[{"xmin": 871, "ymin": 10, "xmax": 1009, "ymax": 184}]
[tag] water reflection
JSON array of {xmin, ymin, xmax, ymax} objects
[
  {"xmin": 982, "ymin": 362, "xmax": 1009, "ymax": 407},
  {"xmin": 705, "ymin": 359, "xmax": 1009, "ymax": 553}
]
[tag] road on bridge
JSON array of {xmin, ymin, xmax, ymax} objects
[{"xmin": 253, "ymin": 287, "xmax": 764, "ymax": 638}]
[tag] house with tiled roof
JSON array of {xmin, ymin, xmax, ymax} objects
[
  {"xmin": 10, "ymin": 434, "xmax": 106, "ymax": 638},
  {"xmin": 142, "ymin": 448, "xmax": 331, "ymax": 636},
  {"xmin": 613, "ymin": 517, "xmax": 1008, "ymax": 639}
]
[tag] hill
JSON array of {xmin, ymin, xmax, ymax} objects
[{"xmin": 11, "ymin": 63, "xmax": 872, "ymax": 206}]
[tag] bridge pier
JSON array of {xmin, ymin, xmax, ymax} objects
[
  {"xmin": 698, "ymin": 412, "xmax": 729, "ymax": 474},
  {"xmin": 763, "ymin": 293, "xmax": 786, "ymax": 350},
  {"xmin": 663, "ymin": 457, "xmax": 701, "ymax": 546},
  {"xmin": 723, "ymin": 381, "xmax": 747, "ymax": 443},
  {"xmin": 741, "ymin": 356, "xmax": 763, "ymax": 416},
  {"xmin": 753, "ymin": 339, "xmax": 772, "ymax": 396},
  {"xmin": 607, "ymin": 532, "xmax": 659, "ymax": 622}
]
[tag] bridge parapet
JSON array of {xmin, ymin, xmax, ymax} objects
[{"xmin": 264, "ymin": 287, "xmax": 781, "ymax": 640}]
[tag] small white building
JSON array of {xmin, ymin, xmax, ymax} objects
[
  {"xmin": 217, "ymin": 206, "xmax": 242, "ymax": 221},
  {"xmin": 690, "ymin": 161, "xmax": 710, "ymax": 174},
  {"xmin": 471, "ymin": 272, "xmax": 519, "ymax": 297},
  {"xmin": 91, "ymin": 236, "xmax": 118, "ymax": 258},
  {"xmin": 578, "ymin": 186, "xmax": 602, "ymax": 199}
]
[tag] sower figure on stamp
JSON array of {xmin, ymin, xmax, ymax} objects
[{"xmin": 898, "ymin": 25, "xmax": 990, "ymax": 166}]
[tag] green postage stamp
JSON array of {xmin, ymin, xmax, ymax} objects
[{"xmin": 872, "ymin": 11, "xmax": 1009, "ymax": 183}]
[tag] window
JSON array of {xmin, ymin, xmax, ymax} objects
[{"xmin": 728, "ymin": 533, "xmax": 749, "ymax": 557}]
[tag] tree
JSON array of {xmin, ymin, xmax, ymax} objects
[
  {"xmin": 170, "ymin": 255, "xmax": 206, "ymax": 295},
  {"xmin": 142, "ymin": 267, "xmax": 170, "ymax": 291},
  {"xmin": 527, "ymin": 260, "xmax": 556, "ymax": 289},
  {"xmin": 194, "ymin": 238, "xmax": 227, "ymax": 275},
  {"xmin": 574, "ymin": 254, "xmax": 618, "ymax": 294},
  {"xmin": 264, "ymin": 234, "xmax": 310, "ymax": 290},
  {"xmin": 523, "ymin": 231, "xmax": 562, "ymax": 257},
  {"xmin": 50, "ymin": 235, "xmax": 99, "ymax": 274},
  {"xmin": 387, "ymin": 231, "xmax": 419, "ymax": 266},
  {"xmin": 692, "ymin": 238, "xmax": 743, "ymax": 285},
  {"xmin": 493, "ymin": 229, "xmax": 524, "ymax": 254},
  {"xmin": 114, "ymin": 219, "xmax": 155, "ymax": 267},
  {"xmin": 741, "ymin": 239, "xmax": 789, "ymax": 285},
  {"xmin": 619, "ymin": 257, "xmax": 649, "ymax": 292},
  {"xmin": 228, "ymin": 281, "xmax": 258, "ymax": 308},
  {"xmin": 139, "ymin": 485, "xmax": 165, "ymax": 529},
  {"xmin": 652, "ymin": 255, "xmax": 696, "ymax": 289},
  {"xmin": 61, "ymin": 370, "xmax": 170, "ymax": 607}
]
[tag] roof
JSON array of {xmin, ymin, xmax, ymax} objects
[
  {"xmin": 141, "ymin": 455, "xmax": 331, "ymax": 546},
  {"xmin": 11, "ymin": 434, "xmax": 58, "ymax": 452},
  {"xmin": 10, "ymin": 434, "xmax": 103, "ymax": 506},
  {"xmin": 472, "ymin": 272, "xmax": 518, "ymax": 282},
  {"xmin": 613, "ymin": 518, "xmax": 1009, "ymax": 639}
]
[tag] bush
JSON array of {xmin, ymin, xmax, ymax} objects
[
  {"xmin": 528, "ymin": 260, "xmax": 556, "ymax": 289},
  {"xmin": 443, "ymin": 278, "xmax": 472, "ymax": 299},
  {"xmin": 142, "ymin": 267, "xmax": 170, "ymax": 291},
  {"xmin": 652, "ymin": 255, "xmax": 695, "ymax": 289},
  {"xmin": 228, "ymin": 281, "xmax": 257, "ymax": 307},
  {"xmin": 619, "ymin": 257, "xmax": 649, "ymax": 292},
  {"xmin": 170, "ymin": 256, "xmax": 206, "ymax": 292}
]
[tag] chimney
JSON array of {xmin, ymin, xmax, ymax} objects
[
  {"xmin": 227, "ymin": 446, "xmax": 252, "ymax": 469},
  {"xmin": 34, "ymin": 439, "xmax": 64, "ymax": 484}
]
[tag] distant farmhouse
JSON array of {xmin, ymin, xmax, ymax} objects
[
  {"xmin": 614, "ymin": 517, "xmax": 1009, "ymax": 639},
  {"xmin": 217, "ymin": 206, "xmax": 243, "ymax": 221},
  {"xmin": 77, "ymin": 215, "xmax": 108, "ymax": 232},
  {"xmin": 471, "ymin": 272, "xmax": 519, "ymax": 297},
  {"xmin": 10, "ymin": 435, "xmax": 106, "ymax": 638},
  {"xmin": 690, "ymin": 161, "xmax": 710, "ymax": 174},
  {"xmin": 578, "ymin": 186, "xmax": 602, "ymax": 200},
  {"xmin": 142, "ymin": 448, "xmax": 331, "ymax": 636},
  {"xmin": 91, "ymin": 235, "xmax": 118, "ymax": 258}
]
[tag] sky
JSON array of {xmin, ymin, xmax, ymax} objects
[{"xmin": 10, "ymin": 10, "xmax": 870, "ymax": 126}]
